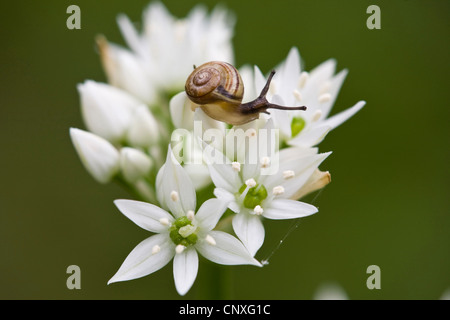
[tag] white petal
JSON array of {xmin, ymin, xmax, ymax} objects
[
  {"xmin": 114, "ymin": 199, "xmax": 174, "ymax": 233},
  {"xmin": 173, "ymin": 248, "xmax": 199, "ymax": 296},
  {"xmin": 263, "ymin": 149, "xmax": 331, "ymax": 199},
  {"xmin": 116, "ymin": 14, "xmax": 144, "ymax": 56},
  {"xmin": 214, "ymin": 188, "xmax": 240, "ymax": 213},
  {"xmin": 195, "ymin": 231, "xmax": 261, "ymax": 266},
  {"xmin": 203, "ymin": 143, "xmax": 241, "ymax": 193},
  {"xmin": 77, "ymin": 80, "xmax": 141, "ymax": 142},
  {"xmin": 320, "ymin": 100, "xmax": 366, "ymax": 130},
  {"xmin": 232, "ymin": 212, "xmax": 265, "ymax": 257},
  {"xmin": 195, "ymin": 198, "xmax": 228, "ymax": 231},
  {"xmin": 160, "ymin": 147, "xmax": 196, "ymax": 217},
  {"xmin": 108, "ymin": 234, "xmax": 174, "ymax": 284},
  {"xmin": 288, "ymin": 125, "xmax": 332, "ymax": 148},
  {"xmin": 263, "ymin": 199, "xmax": 317, "ymax": 220},
  {"xmin": 69, "ymin": 128, "xmax": 119, "ymax": 183}
]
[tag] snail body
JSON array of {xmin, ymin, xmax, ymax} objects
[{"xmin": 185, "ymin": 61, "xmax": 306, "ymax": 125}]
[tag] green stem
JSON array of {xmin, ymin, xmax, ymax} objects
[{"xmin": 197, "ymin": 261, "xmax": 233, "ymax": 299}]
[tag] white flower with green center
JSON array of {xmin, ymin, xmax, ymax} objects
[
  {"xmin": 249, "ymin": 47, "xmax": 366, "ymax": 147},
  {"xmin": 203, "ymin": 139, "xmax": 331, "ymax": 256},
  {"xmin": 108, "ymin": 148, "xmax": 260, "ymax": 295}
]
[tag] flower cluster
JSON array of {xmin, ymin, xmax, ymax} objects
[{"xmin": 70, "ymin": 2, "xmax": 365, "ymax": 295}]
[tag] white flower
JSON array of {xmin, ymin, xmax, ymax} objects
[
  {"xmin": 77, "ymin": 80, "xmax": 142, "ymax": 143},
  {"xmin": 251, "ymin": 47, "xmax": 366, "ymax": 147},
  {"xmin": 203, "ymin": 134, "xmax": 331, "ymax": 256},
  {"xmin": 100, "ymin": 2, "xmax": 235, "ymax": 97},
  {"xmin": 69, "ymin": 128, "xmax": 120, "ymax": 183},
  {"xmin": 108, "ymin": 147, "xmax": 260, "ymax": 295}
]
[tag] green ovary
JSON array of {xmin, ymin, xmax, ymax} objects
[
  {"xmin": 291, "ymin": 116, "xmax": 306, "ymax": 137},
  {"xmin": 239, "ymin": 183, "xmax": 268, "ymax": 209},
  {"xmin": 169, "ymin": 216, "xmax": 198, "ymax": 246}
]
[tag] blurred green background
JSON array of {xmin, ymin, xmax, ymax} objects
[{"xmin": 1, "ymin": 0, "xmax": 449, "ymax": 299}]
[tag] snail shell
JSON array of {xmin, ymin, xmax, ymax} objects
[
  {"xmin": 185, "ymin": 61, "xmax": 249, "ymax": 125},
  {"xmin": 185, "ymin": 61, "xmax": 306, "ymax": 125}
]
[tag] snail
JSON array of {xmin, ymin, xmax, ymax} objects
[{"xmin": 185, "ymin": 61, "xmax": 306, "ymax": 125}]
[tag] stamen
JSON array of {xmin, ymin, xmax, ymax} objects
[
  {"xmin": 170, "ymin": 190, "xmax": 179, "ymax": 202},
  {"xmin": 254, "ymin": 205, "xmax": 264, "ymax": 215},
  {"xmin": 159, "ymin": 217, "xmax": 170, "ymax": 226},
  {"xmin": 205, "ymin": 234, "xmax": 216, "ymax": 246},
  {"xmin": 312, "ymin": 110, "xmax": 323, "ymax": 122},
  {"xmin": 293, "ymin": 89, "xmax": 302, "ymax": 101},
  {"xmin": 283, "ymin": 170, "xmax": 295, "ymax": 179},
  {"xmin": 231, "ymin": 161, "xmax": 241, "ymax": 172},
  {"xmin": 261, "ymin": 156, "xmax": 271, "ymax": 168},
  {"xmin": 245, "ymin": 178, "xmax": 257, "ymax": 188},
  {"xmin": 272, "ymin": 186, "xmax": 285, "ymax": 195},
  {"xmin": 298, "ymin": 72, "xmax": 309, "ymax": 89},
  {"xmin": 318, "ymin": 93, "xmax": 331, "ymax": 103},
  {"xmin": 186, "ymin": 210, "xmax": 195, "ymax": 221},
  {"xmin": 175, "ymin": 244, "xmax": 186, "ymax": 254},
  {"xmin": 152, "ymin": 245, "xmax": 161, "ymax": 255}
]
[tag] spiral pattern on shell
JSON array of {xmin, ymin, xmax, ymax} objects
[{"xmin": 185, "ymin": 61, "xmax": 244, "ymax": 105}]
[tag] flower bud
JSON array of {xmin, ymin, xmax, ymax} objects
[
  {"xmin": 77, "ymin": 80, "xmax": 142, "ymax": 143},
  {"xmin": 119, "ymin": 147, "xmax": 153, "ymax": 183},
  {"xmin": 70, "ymin": 128, "xmax": 119, "ymax": 183},
  {"xmin": 127, "ymin": 105, "xmax": 160, "ymax": 148}
]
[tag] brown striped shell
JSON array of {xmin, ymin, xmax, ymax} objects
[{"xmin": 185, "ymin": 61, "xmax": 244, "ymax": 106}]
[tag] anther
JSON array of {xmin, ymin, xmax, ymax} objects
[
  {"xmin": 175, "ymin": 244, "xmax": 186, "ymax": 254},
  {"xmin": 170, "ymin": 190, "xmax": 179, "ymax": 202},
  {"xmin": 245, "ymin": 178, "xmax": 257, "ymax": 188},
  {"xmin": 318, "ymin": 93, "xmax": 331, "ymax": 103},
  {"xmin": 293, "ymin": 89, "xmax": 302, "ymax": 101},
  {"xmin": 298, "ymin": 72, "xmax": 309, "ymax": 89},
  {"xmin": 232, "ymin": 162, "xmax": 241, "ymax": 172},
  {"xmin": 261, "ymin": 156, "xmax": 271, "ymax": 168},
  {"xmin": 283, "ymin": 170, "xmax": 295, "ymax": 179},
  {"xmin": 312, "ymin": 110, "xmax": 323, "ymax": 122},
  {"xmin": 254, "ymin": 205, "xmax": 264, "ymax": 215},
  {"xmin": 159, "ymin": 217, "xmax": 170, "ymax": 226},
  {"xmin": 205, "ymin": 234, "xmax": 216, "ymax": 246},
  {"xmin": 272, "ymin": 186, "xmax": 285, "ymax": 195},
  {"xmin": 152, "ymin": 245, "xmax": 161, "ymax": 255},
  {"xmin": 186, "ymin": 210, "xmax": 195, "ymax": 221}
]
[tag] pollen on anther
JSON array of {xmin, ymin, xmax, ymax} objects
[
  {"xmin": 175, "ymin": 244, "xmax": 186, "ymax": 254},
  {"xmin": 231, "ymin": 162, "xmax": 241, "ymax": 172},
  {"xmin": 186, "ymin": 210, "xmax": 195, "ymax": 221},
  {"xmin": 298, "ymin": 72, "xmax": 309, "ymax": 89},
  {"xmin": 245, "ymin": 178, "xmax": 257, "ymax": 188},
  {"xmin": 205, "ymin": 234, "xmax": 216, "ymax": 246},
  {"xmin": 152, "ymin": 245, "xmax": 161, "ymax": 255},
  {"xmin": 283, "ymin": 170, "xmax": 295, "ymax": 179},
  {"xmin": 170, "ymin": 190, "xmax": 179, "ymax": 202},
  {"xmin": 273, "ymin": 186, "xmax": 285, "ymax": 195},
  {"xmin": 254, "ymin": 205, "xmax": 264, "ymax": 215},
  {"xmin": 159, "ymin": 217, "xmax": 170, "ymax": 226},
  {"xmin": 318, "ymin": 93, "xmax": 331, "ymax": 103}
]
